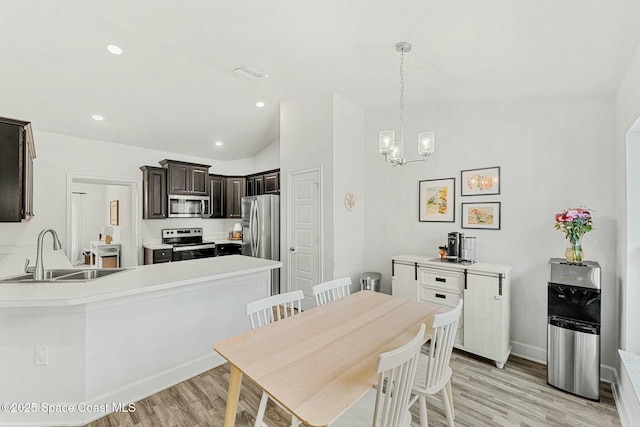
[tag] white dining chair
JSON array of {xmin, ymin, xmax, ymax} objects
[
  {"xmin": 246, "ymin": 290, "xmax": 304, "ymax": 427},
  {"xmin": 312, "ymin": 277, "xmax": 352, "ymax": 306},
  {"xmin": 331, "ymin": 323, "xmax": 426, "ymax": 427},
  {"xmin": 409, "ymin": 299, "xmax": 463, "ymax": 427}
]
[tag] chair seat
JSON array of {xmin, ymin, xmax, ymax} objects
[
  {"xmin": 330, "ymin": 388, "xmax": 412, "ymax": 427},
  {"xmin": 412, "ymin": 353, "xmax": 452, "ymax": 394}
]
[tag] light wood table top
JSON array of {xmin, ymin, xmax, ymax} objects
[{"xmin": 214, "ymin": 290, "xmax": 445, "ymax": 427}]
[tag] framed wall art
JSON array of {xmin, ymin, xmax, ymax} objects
[
  {"xmin": 419, "ymin": 178, "xmax": 455, "ymax": 222},
  {"xmin": 109, "ymin": 200, "xmax": 119, "ymax": 226},
  {"xmin": 461, "ymin": 166, "xmax": 500, "ymax": 196},
  {"xmin": 461, "ymin": 202, "xmax": 501, "ymax": 230}
]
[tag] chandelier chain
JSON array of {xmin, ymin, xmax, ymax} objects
[{"xmin": 399, "ymin": 47, "xmax": 405, "ymax": 143}]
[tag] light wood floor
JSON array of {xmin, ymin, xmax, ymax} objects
[{"xmin": 86, "ymin": 350, "xmax": 620, "ymax": 427}]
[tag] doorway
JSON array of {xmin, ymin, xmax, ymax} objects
[
  {"xmin": 288, "ymin": 168, "xmax": 322, "ymax": 310},
  {"xmin": 66, "ymin": 175, "xmax": 140, "ymax": 267}
]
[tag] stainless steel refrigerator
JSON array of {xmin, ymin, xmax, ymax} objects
[{"xmin": 242, "ymin": 194, "xmax": 280, "ymax": 295}]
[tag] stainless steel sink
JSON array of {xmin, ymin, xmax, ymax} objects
[{"xmin": 0, "ymin": 268, "xmax": 129, "ymax": 283}]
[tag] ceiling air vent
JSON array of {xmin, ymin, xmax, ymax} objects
[{"xmin": 233, "ymin": 65, "xmax": 269, "ymax": 79}]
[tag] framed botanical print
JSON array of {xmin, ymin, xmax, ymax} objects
[
  {"xmin": 461, "ymin": 202, "xmax": 501, "ymax": 230},
  {"xmin": 419, "ymin": 178, "xmax": 455, "ymax": 222},
  {"xmin": 461, "ymin": 166, "xmax": 500, "ymax": 196}
]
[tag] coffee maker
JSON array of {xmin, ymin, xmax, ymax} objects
[{"xmin": 447, "ymin": 232, "xmax": 464, "ymax": 261}]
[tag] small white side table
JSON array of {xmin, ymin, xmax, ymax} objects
[{"xmin": 89, "ymin": 241, "xmax": 121, "ymax": 268}]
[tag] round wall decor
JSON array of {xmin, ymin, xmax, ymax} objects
[{"xmin": 344, "ymin": 192, "xmax": 357, "ymax": 211}]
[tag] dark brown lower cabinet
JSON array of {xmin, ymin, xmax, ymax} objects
[{"xmin": 144, "ymin": 247, "xmax": 172, "ymax": 264}]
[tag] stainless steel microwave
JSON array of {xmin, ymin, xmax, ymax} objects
[{"xmin": 168, "ymin": 194, "xmax": 210, "ymax": 218}]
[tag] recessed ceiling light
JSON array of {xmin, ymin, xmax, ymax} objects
[
  {"xmin": 107, "ymin": 44, "xmax": 122, "ymax": 55},
  {"xmin": 256, "ymin": 101, "xmax": 265, "ymax": 108},
  {"xmin": 92, "ymin": 114, "xmax": 104, "ymax": 121},
  {"xmin": 214, "ymin": 141, "xmax": 224, "ymax": 147}
]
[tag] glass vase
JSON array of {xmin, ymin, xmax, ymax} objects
[{"xmin": 564, "ymin": 235, "xmax": 584, "ymax": 262}]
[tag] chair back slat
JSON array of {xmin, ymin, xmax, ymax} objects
[
  {"xmin": 424, "ymin": 300, "xmax": 463, "ymax": 390},
  {"xmin": 372, "ymin": 323, "xmax": 425, "ymax": 427},
  {"xmin": 312, "ymin": 277, "xmax": 352, "ymax": 306},
  {"xmin": 246, "ymin": 290, "xmax": 304, "ymax": 331}
]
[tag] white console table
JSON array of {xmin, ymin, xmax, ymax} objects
[
  {"xmin": 89, "ymin": 241, "xmax": 121, "ymax": 268},
  {"xmin": 392, "ymin": 254, "xmax": 512, "ymax": 368}
]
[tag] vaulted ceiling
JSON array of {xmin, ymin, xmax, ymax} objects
[{"xmin": 1, "ymin": 0, "xmax": 639, "ymax": 160}]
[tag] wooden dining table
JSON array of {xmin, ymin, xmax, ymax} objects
[{"xmin": 214, "ymin": 290, "xmax": 446, "ymax": 427}]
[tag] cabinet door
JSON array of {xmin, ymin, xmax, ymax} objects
[
  {"xmin": 191, "ymin": 167, "xmax": 209, "ymax": 194},
  {"xmin": 209, "ymin": 175, "xmax": 225, "ymax": 218},
  {"xmin": 254, "ymin": 175, "xmax": 264, "ymax": 195},
  {"xmin": 225, "ymin": 177, "xmax": 245, "ymax": 218},
  {"xmin": 463, "ymin": 273, "xmax": 507, "ymax": 361},
  {"xmin": 167, "ymin": 163, "xmax": 190, "ymax": 194},
  {"xmin": 263, "ymin": 171, "xmax": 279, "ymax": 193},
  {"xmin": 0, "ymin": 120, "xmax": 32, "ymax": 222},
  {"xmin": 23, "ymin": 128, "xmax": 35, "ymax": 220},
  {"xmin": 246, "ymin": 176, "xmax": 255, "ymax": 197},
  {"xmin": 141, "ymin": 167, "xmax": 167, "ymax": 219},
  {"xmin": 391, "ymin": 261, "xmax": 417, "ymax": 301}
]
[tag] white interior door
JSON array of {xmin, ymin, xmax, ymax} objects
[{"xmin": 288, "ymin": 169, "xmax": 321, "ymax": 310}]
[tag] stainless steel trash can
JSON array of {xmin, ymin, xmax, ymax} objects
[{"xmin": 360, "ymin": 272, "xmax": 381, "ymax": 292}]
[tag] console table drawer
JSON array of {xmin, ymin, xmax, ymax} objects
[
  {"xmin": 419, "ymin": 286, "xmax": 461, "ymax": 307},
  {"xmin": 419, "ymin": 268, "xmax": 464, "ymax": 292}
]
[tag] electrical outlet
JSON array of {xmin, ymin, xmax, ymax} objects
[{"xmin": 34, "ymin": 346, "xmax": 48, "ymax": 366}]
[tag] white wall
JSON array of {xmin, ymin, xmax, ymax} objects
[
  {"xmin": 614, "ymin": 36, "xmax": 640, "ymax": 425},
  {"xmin": 333, "ymin": 95, "xmax": 365, "ymax": 293},
  {"xmin": 363, "ymin": 98, "xmax": 617, "ymax": 366},
  {"xmin": 252, "ymin": 138, "xmax": 280, "ymax": 173},
  {"xmin": 615, "ymin": 38, "xmax": 640, "ymax": 354},
  {"xmin": 71, "ymin": 183, "xmax": 106, "ymax": 263},
  {"xmin": 105, "ymin": 184, "xmax": 134, "ymax": 266},
  {"xmin": 280, "ymin": 94, "xmax": 335, "ymax": 292}
]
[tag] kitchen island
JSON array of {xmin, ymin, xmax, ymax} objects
[{"xmin": 0, "ymin": 255, "xmax": 280, "ymax": 426}]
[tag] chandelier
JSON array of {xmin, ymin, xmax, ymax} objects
[{"xmin": 379, "ymin": 42, "xmax": 435, "ymax": 166}]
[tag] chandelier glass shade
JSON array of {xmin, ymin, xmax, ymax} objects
[{"xmin": 379, "ymin": 42, "xmax": 435, "ymax": 166}]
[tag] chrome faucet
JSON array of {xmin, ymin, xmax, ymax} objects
[{"xmin": 33, "ymin": 228, "xmax": 62, "ymax": 281}]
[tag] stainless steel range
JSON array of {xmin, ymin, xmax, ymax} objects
[{"xmin": 162, "ymin": 228, "xmax": 216, "ymax": 261}]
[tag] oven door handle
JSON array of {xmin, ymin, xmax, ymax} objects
[{"xmin": 173, "ymin": 244, "xmax": 217, "ymax": 252}]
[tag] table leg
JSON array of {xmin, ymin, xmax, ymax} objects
[{"xmin": 224, "ymin": 365, "xmax": 243, "ymax": 427}]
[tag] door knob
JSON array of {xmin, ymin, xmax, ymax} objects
[{"xmin": 289, "ymin": 246, "xmax": 298, "ymax": 253}]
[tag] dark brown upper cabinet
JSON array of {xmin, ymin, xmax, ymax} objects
[
  {"xmin": 246, "ymin": 170, "xmax": 278, "ymax": 196},
  {"xmin": 140, "ymin": 166, "xmax": 167, "ymax": 219},
  {"xmin": 160, "ymin": 159, "xmax": 210, "ymax": 195},
  {"xmin": 254, "ymin": 175, "xmax": 264, "ymax": 195},
  {"xmin": 225, "ymin": 176, "xmax": 245, "ymax": 218},
  {"xmin": 263, "ymin": 170, "xmax": 280, "ymax": 194},
  {"xmin": 246, "ymin": 176, "xmax": 255, "ymax": 197},
  {"xmin": 0, "ymin": 117, "xmax": 35, "ymax": 222},
  {"xmin": 209, "ymin": 175, "xmax": 226, "ymax": 218}
]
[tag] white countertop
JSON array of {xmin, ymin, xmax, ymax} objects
[
  {"xmin": 620, "ymin": 350, "xmax": 640, "ymax": 401},
  {"xmin": 392, "ymin": 253, "xmax": 511, "ymax": 275},
  {"xmin": 0, "ymin": 255, "xmax": 281, "ymax": 308},
  {"xmin": 216, "ymin": 239, "xmax": 242, "ymax": 245},
  {"xmin": 142, "ymin": 243, "xmax": 173, "ymax": 250}
]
